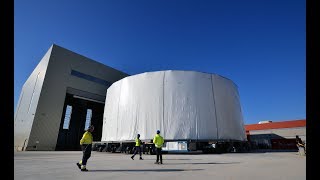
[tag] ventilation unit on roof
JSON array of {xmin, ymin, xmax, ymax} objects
[{"xmin": 258, "ymin": 121, "xmax": 272, "ymax": 124}]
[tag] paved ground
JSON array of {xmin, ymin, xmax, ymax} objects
[{"xmin": 14, "ymin": 151, "xmax": 306, "ymax": 180}]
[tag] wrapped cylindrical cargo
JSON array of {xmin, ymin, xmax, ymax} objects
[{"xmin": 101, "ymin": 70, "xmax": 246, "ymax": 142}]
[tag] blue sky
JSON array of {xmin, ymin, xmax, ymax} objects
[{"xmin": 14, "ymin": 0, "xmax": 305, "ymax": 124}]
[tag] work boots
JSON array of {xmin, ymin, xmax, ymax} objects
[
  {"xmin": 76, "ymin": 163, "xmax": 81, "ymax": 169},
  {"xmin": 80, "ymin": 165, "xmax": 88, "ymax": 172}
]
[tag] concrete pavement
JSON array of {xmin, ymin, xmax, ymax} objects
[{"xmin": 14, "ymin": 151, "xmax": 306, "ymax": 180}]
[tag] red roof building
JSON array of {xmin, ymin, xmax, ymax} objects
[
  {"xmin": 245, "ymin": 119, "xmax": 306, "ymax": 132},
  {"xmin": 244, "ymin": 119, "xmax": 306, "ymax": 150}
]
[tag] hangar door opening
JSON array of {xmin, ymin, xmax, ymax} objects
[{"xmin": 55, "ymin": 93, "xmax": 104, "ymax": 150}]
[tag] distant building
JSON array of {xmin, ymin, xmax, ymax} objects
[{"xmin": 245, "ymin": 119, "xmax": 306, "ymax": 150}]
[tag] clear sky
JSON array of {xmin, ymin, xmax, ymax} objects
[{"xmin": 14, "ymin": 0, "xmax": 305, "ymax": 124}]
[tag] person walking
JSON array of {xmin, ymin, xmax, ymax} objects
[
  {"xmin": 76, "ymin": 125, "xmax": 94, "ymax": 171},
  {"xmin": 296, "ymin": 135, "xmax": 306, "ymax": 155},
  {"xmin": 131, "ymin": 134, "xmax": 143, "ymax": 160},
  {"xmin": 153, "ymin": 130, "xmax": 164, "ymax": 164}
]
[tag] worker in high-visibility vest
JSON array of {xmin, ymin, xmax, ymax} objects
[
  {"xmin": 131, "ymin": 134, "xmax": 143, "ymax": 160},
  {"xmin": 153, "ymin": 130, "xmax": 164, "ymax": 164},
  {"xmin": 76, "ymin": 125, "xmax": 94, "ymax": 171}
]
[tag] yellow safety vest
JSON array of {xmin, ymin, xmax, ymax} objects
[
  {"xmin": 80, "ymin": 131, "xmax": 93, "ymax": 145},
  {"xmin": 153, "ymin": 134, "xmax": 164, "ymax": 148},
  {"xmin": 135, "ymin": 138, "xmax": 142, "ymax": 146}
]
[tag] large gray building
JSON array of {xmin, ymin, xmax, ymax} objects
[{"xmin": 14, "ymin": 44, "xmax": 128, "ymax": 151}]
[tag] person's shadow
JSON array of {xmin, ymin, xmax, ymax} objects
[
  {"xmin": 164, "ymin": 162, "xmax": 240, "ymax": 165},
  {"xmin": 88, "ymin": 169, "xmax": 203, "ymax": 172}
]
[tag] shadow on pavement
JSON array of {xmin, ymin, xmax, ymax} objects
[
  {"xmin": 248, "ymin": 149, "xmax": 298, "ymax": 153},
  {"xmin": 88, "ymin": 169, "xmax": 203, "ymax": 172},
  {"xmin": 142, "ymin": 158, "xmax": 202, "ymax": 160},
  {"xmin": 164, "ymin": 162, "xmax": 240, "ymax": 165}
]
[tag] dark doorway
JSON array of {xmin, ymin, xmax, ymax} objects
[{"xmin": 55, "ymin": 93, "xmax": 104, "ymax": 150}]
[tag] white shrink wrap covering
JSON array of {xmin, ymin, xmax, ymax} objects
[
  {"xmin": 212, "ymin": 75, "xmax": 246, "ymax": 141},
  {"xmin": 102, "ymin": 70, "xmax": 246, "ymax": 142},
  {"xmin": 163, "ymin": 71, "xmax": 217, "ymax": 140},
  {"xmin": 102, "ymin": 80, "xmax": 121, "ymax": 141}
]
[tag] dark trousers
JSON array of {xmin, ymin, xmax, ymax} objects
[
  {"xmin": 132, "ymin": 146, "xmax": 142, "ymax": 157},
  {"xmin": 297, "ymin": 144, "xmax": 306, "ymax": 154},
  {"xmin": 156, "ymin": 147, "xmax": 162, "ymax": 163},
  {"xmin": 81, "ymin": 144, "xmax": 92, "ymax": 166}
]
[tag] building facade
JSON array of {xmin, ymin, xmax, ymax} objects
[
  {"xmin": 245, "ymin": 119, "xmax": 306, "ymax": 150},
  {"xmin": 14, "ymin": 44, "xmax": 128, "ymax": 151}
]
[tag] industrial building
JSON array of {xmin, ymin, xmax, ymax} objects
[
  {"xmin": 14, "ymin": 44, "xmax": 128, "ymax": 151},
  {"xmin": 245, "ymin": 119, "xmax": 306, "ymax": 150}
]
